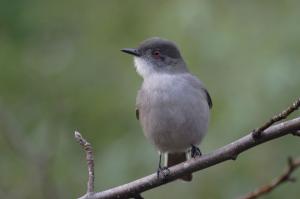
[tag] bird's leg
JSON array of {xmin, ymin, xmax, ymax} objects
[
  {"xmin": 156, "ymin": 153, "xmax": 170, "ymax": 179},
  {"xmin": 191, "ymin": 145, "xmax": 202, "ymax": 158}
]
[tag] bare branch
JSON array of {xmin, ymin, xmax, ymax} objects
[
  {"xmin": 76, "ymin": 116, "xmax": 300, "ymax": 199},
  {"xmin": 75, "ymin": 131, "xmax": 95, "ymax": 194},
  {"xmin": 75, "ymin": 98, "xmax": 300, "ymax": 199},
  {"xmin": 252, "ymin": 97, "xmax": 300, "ymax": 138},
  {"xmin": 239, "ymin": 157, "xmax": 300, "ymax": 199}
]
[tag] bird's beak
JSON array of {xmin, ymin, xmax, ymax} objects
[{"xmin": 121, "ymin": 48, "xmax": 141, "ymax": 57}]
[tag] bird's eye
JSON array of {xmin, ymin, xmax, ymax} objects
[{"xmin": 152, "ymin": 50, "xmax": 161, "ymax": 58}]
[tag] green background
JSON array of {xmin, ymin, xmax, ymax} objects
[{"xmin": 0, "ymin": 1, "xmax": 299, "ymax": 198}]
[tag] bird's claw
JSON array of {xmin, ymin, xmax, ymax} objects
[
  {"xmin": 191, "ymin": 145, "xmax": 202, "ymax": 158},
  {"xmin": 157, "ymin": 166, "xmax": 170, "ymax": 180}
]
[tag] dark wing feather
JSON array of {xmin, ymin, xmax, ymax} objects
[
  {"xmin": 183, "ymin": 74, "xmax": 213, "ymax": 109},
  {"xmin": 204, "ymin": 88, "xmax": 213, "ymax": 109},
  {"xmin": 135, "ymin": 108, "xmax": 139, "ymax": 120}
]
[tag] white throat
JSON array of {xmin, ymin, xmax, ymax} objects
[{"xmin": 134, "ymin": 57, "xmax": 157, "ymax": 78}]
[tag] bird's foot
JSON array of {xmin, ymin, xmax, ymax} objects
[
  {"xmin": 157, "ymin": 166, "xmax": 170, "ymax": 180},
  {"xmin": 191, "ymin": 145, "xmax": 202, "ymax": 158}
]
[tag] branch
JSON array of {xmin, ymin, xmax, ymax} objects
[
  {"xmin": 239, "ymin": 157, "xmax": 300, "ymax": 199},
  {"xmin": 75, "ymin": 116, "xmax": 300, "ymax": 199},
  {"xmin": 75, "ymin": 98, "xmax": 300, "ymax": 199},
  {"xmin": 252, "ymin": 97, "xmax": 300, "ymax": 138},
  {"xmin": 75, "ymin": 131, "xmax": 95, "ymax": 195}
]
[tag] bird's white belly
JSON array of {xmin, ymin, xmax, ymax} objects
[{"xmin": 139, "ymin": 74, "xmax": 210, "ymax": 153}]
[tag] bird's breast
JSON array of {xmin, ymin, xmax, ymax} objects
[
  {"xmin": 141, "ymin": 74, "xmax": 204, "ymax": 106},
  {"xmin": 137, "ymin": 74, "xmax": 210, "ymax": 152}
]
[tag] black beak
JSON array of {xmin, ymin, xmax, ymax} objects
[{"xmin": 121, "ymin": 48, "xmax": 140, "ymax": 57}]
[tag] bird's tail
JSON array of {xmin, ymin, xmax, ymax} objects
[{"xmin": 167, "ymin": 152, "xmax": 192, "ymax": 181}]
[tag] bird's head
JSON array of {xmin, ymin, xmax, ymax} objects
[{"xmin": 121, "ymin": 37, "xmax": 188, "ymax": 78}]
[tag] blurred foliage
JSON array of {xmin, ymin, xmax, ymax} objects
[{"xmin": 0, "ymin": 1, "xmax": 299, "ymax": 198}]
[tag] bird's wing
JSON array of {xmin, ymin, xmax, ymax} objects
[
  {"xmin": 135, "ymin": 107, "xmax": 139, "ymax": 120},
  {"xmin": 183, "ymin": 74, "xmax": 213, "ymax": 109},
  {"xmin": 203, "ymin": 88, "xmax": 213, "ymax": 109},
  {"xmin": 136, "ymin": 88, "xmax": 144, "ymax": 121}
]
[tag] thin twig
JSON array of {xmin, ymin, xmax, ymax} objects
[
  {"xmin": 252, "ymin": 97, "xmax": 300, "ymax": 138},
  {"xmin": 76, "ymin": 117, "xmax": 300, "ymax": 199},
  {"xmin": 75, "ymin": 131, "xmax": 144, "ymax": 199},
  {"xmin": 75, "ymin": 131, "xmax": 95, "ymax": 194},
  {"xmin": 239, "ymin": 157, "xmax": 300, "ymax": 199}
]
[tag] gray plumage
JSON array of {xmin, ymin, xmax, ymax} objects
[
  {"xmin": 122, "ymin": 37, "xmax": 212, "ymax": 181},
  {"xmin": 136, "ymin": 73, "xmax": 210, "ymax": 153}
]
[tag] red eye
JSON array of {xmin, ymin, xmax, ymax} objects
[{"xmin": 153, "ymin": 50, "xmax": 160, "ymax": 58}]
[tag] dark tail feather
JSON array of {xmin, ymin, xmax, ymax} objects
[{"xmin": 167, "ymin": 153, "xmax": 192, "ymax": 181}]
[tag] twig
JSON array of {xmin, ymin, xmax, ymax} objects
[
  {"xmin": 75, "ymin": 131, "xmax": 144, "ymax": 199},
  {"xmin": 76, "ymin": 116, "xmax": 300, "ymax": 199},
  {"xmin": 75, "ymin": 131, "xmax": 95, "ymax": 194},
  {"xmin": 239, "ymin": 157, "xmax": 300, "ymax": 199},
  {"xmin": 252, "ymin": 97, "xmax": 300, "ymax": 138}
]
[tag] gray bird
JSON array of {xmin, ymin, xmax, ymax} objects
[{"xmin": 121, "ymin": 37, "xmax": 212, "ymax": 181}]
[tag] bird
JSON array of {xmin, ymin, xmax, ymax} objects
[{"xmin": 121, "ymin": 37, "xmax": 212, "ymax": 181}]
